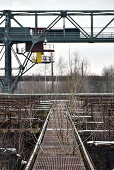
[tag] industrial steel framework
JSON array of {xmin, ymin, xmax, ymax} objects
[
  {"xmin": 0, "ymin": 93, "xmax": 113, "ymax": 169},
  {"xmin": 0, "ymin": 10, "xmax": 114, "ymax": 93}
]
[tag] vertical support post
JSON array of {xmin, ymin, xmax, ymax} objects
[
  {"xmin": 108, "ymin": 110, "xmax": 111, "ymax": 139},
  {"xmin": 51, "ymin": 52, "xmax": 54, "ymax": 93},
  {"xmin": 82, "ymin": 62, "xmax": 84, "ymax": 78},
  {"xmin": 63, "ymin": 17, "xmax": 65, "ymax": 37},
  {"xmin": 45, "ymin": 63, "xmax": 47, "ymax": 93},
  {"xmin": 35, "ymin": 12, "xmax": 38, "ymax": 36},
  {"xmin": 3, "ymin": 10, "xmax": 12, "ymax": 93},
  {"xmin": 61, "ymin": 11, "xmax": 67, "ymax": 37},
  {"xmin": 106, "ymin": 72, "xmax": 109, "ymax": 93},
  {"xmin": 91, "ymin": 13, "xmax": 93, "ymax": 38},
  {"xmin": 5, "ymin": 41, "xmax": 11, "ymax": 83}
]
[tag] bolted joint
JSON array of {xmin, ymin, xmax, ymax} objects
[
  {"xmin": 61, "ymin": 11, "xmax": 67, "ymax": 18},
  {"xmin": 19, "ymin": 65, "xmax": 24, "ymax": 70},
  {"xmin": 32, "ymin": 36, "xmax": 40, "ymax": 44},
  {"xmin": 3, "ymin": 10, "xmax": 11, "ymax": 16}
]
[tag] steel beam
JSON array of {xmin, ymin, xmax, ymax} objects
[
  {"xmin": 91, "ymin": 13, "xmax": 93, "ymax": 38},
  {"xmin": 0, "ymin": 10, "xmax": 114, "ymax": 93},
  {"xmin": 3, "ymin": 10, "xmax": 12, "ymax": 93}
]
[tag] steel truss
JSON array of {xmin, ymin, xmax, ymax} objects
[{"xmin": 0, "ymin": 10, "xmax": 114, "ymax": 92}]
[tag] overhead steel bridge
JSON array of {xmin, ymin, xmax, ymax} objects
[
  {"xmin": 1, "ymin": 10, "xmax": 114, "ymax": 43},
  {"xmin": 0, "ymin": 10, "xmax": 114, "ymax": 93}
]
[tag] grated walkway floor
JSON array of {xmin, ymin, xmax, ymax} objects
[{"xmin": 33, "ymin": 101, "xmax": 86, "ymax": 170}]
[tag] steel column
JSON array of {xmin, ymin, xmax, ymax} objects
[
  {"xmin": 0, "ymin": 10, "xmax": 114, "ymax": 93},
  {"xmin": 3, "ymin": 11, "xmax": 12, "ymax": 93},
  {"xmin": 91, "ymin": 13, "xmax": 93, "ymax": 38},
  {"xmin": 35, "ymin": 13, "xmax": 38, "ymax": 36}
]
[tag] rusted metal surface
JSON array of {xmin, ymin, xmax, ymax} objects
[
  {"xmin": 32, "ymin": 101, "xmax": 86, "ymax": 170},
  {"xmin": 68, "ymin": 95, "xmax": 114, "ymax": 141},
  {"xmin": 0, "ymin": 93, "xmax": 113, "ymax": 169},
  {"xmin": 0, "ymin": 94, "xmax": 53, "ymax": 170},
  {"xmin": 0, "ymin": 95, "xmax": 52, "ymax": 132}
]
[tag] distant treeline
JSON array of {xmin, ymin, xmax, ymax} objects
[{"xmin": 14, "ymin": 74, "xmax": 114, "ymax": 94}]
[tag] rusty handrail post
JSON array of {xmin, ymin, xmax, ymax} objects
[
  {"xmin": 66, "ymin": 108, "xmax": 95, "ymax": 170},
  {"xmin": 25, "ymin": 108, "xmax": 53, "ymax": 170}
]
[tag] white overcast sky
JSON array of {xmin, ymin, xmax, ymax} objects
[
  {"xmin": 0, "ymin": 0, "xmax": 114, "ymax": 75},
  {"xmin": 1, "ymin": 0, "xmax": 114, "ymax": 10}
]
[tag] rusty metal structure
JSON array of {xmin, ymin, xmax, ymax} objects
[
  {"xmin": 0, "ymin": 94, "xmax": 53, "ymax": 169},
  {"xmin": 0, "ymin": 93, "xmax": 113, "ymax": 169},
  {"xmin": 26, "ymin": 101, "xmax": 94, "ymax": 170},
  {"xmin": 24, "ymin": 93, "xmax": 113, "ymax": 170},
  {"xmin": 0, "ymin": 94, "xmax": 53, "ymax": 132},
  {"xmin": 0, "ymin": 94, "xmax": 39, "ymax": 131},
  {"xmin": 68, "ymin": 94, "xmax": 114, "ymax": 140}
]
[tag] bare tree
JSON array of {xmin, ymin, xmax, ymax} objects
[
  {"xmin": 102, "ymin": 65, "xmax": 114, "ymax": 92},
  {"xmin": 57, "ymin": 56, "xmax": 67, "ymax": 76}
]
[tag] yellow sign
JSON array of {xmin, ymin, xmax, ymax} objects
[
  {"xmin": 37, "ymin": 52, "xmax": 43, "ymax": 63},
  {"xmin": 32, "ymin": 52, "xmax": 43, "ymax": 63}
]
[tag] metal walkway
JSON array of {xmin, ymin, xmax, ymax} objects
[{"xmin": 26, "ymin": 101, "xmax": 94, "ymax": 170}]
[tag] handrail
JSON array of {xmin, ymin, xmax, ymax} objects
[
  {"xmin": 0, "ymin": 93, "xmax": 114, "ymax": 97},
  {"xmin": 66, "ymin": 108, "xmax": 95, "ymax": 170},
  {"xmin": 25, "ymin": 108, "xmax": 52, "ymax": 170}
]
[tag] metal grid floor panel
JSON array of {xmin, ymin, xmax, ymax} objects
[{"xmin": 33, "ymin": 101, "xmax": 86, "ymax": 170}]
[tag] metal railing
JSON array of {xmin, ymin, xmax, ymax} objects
[
  {"xmin": 1, "ymin": 27, "xmax": 114, "ymax": 39},
  {"xmin": 25, "ymin": 108, "xmax": 52, "ymax": 170},
  {"xmin": 66, "ymin": 108, "xmax": 95, "ymax": 170}
]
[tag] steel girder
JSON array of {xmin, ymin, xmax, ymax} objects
[{"xmin": 0, "ymin": 10, "xmax": 114, "ymax": 93}]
